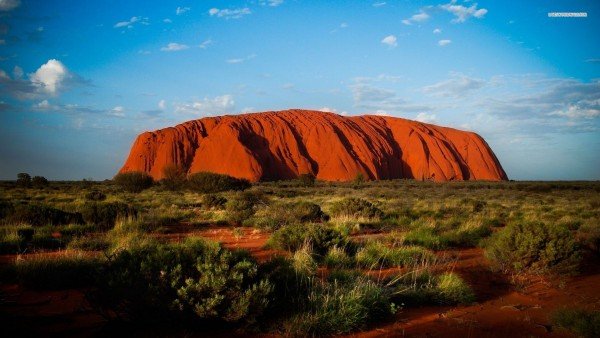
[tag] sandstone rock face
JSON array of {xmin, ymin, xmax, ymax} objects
[{"xmin": 119, "ymin": 110, "xmax": 507, "ymax": 182}]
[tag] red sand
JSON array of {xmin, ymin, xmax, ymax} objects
[
  {"xmin": 119, "ymin": 110, "xmax": 507, "ymax": 182},
  {"xmin": 2, "ymin": 227, "xmax": 596, "ymax": 337}
]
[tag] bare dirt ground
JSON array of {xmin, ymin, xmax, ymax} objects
[{"xmin": 1, "ymin": 225, "xmax": 598, "ymax": 337}]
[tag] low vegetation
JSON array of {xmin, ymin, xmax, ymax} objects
[{"xmin": 0, "ymin": 177, "xmax": 599, "ymax": 336}]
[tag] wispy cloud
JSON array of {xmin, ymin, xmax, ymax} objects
[
  {"xmin": 226, "ymin": 54, "xmax": 256, "ymax": 64},
  {"xmin": 0, "ymin": 0, "xmax": 20, "ymax": 11},
  {"xmin": 198, "ymin": 39, "xmax": 212, "ymax": 49},
  {"xmin": 423, "ymin": 73, "xmax": 484, "ymax": 97},
  {"xmin": 175, "ymin": 6, "xmax": 190, "ymax": 15},
  {"xmin": 438, "ymin": 39, "xmax": 452, "ymax": 46},
  {"xmin": 160, "ymin": 42, "xmax": 189, "ymax": 52},
  {"xmin": 174, "ymin": 95, "xmax": 235, "ymax": 115},
  {"xmin": 372, "ymin": 2, "xmax": 386, "ymax": 8},
  {"xmin": 402, "ymin": 11, "xmax": 430, "ymax": 25},
  {"xmin": 114, "ymin": 16, "xmax": 149, "ymax": 29},
  {"xmin": 381, "ymin": 35, "xmax": 397, "ymax": 48},
  {"xmin": 259, "ymin": 0, "xmax": 284, "ymax": 7},
  {"xmin": 208, "ymin": 7, "xmax": 251, "ymax": 19}
]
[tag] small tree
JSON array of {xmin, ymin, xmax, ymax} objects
[
  {"xmin": 297, "ymin": 173, "xmax": 316, "ymax": 187},
  {"xmin": 160, "ymin": 164, "xmax": 186, "ymax": 191},
  {"xmin": 32, "ymin": 176, "xmax": 49, "ymax": 188},
  {"xmin": 16, "ymin": 173, "xmax": 32, "ymax": 187},
  {"xmin": 353, "ymin": 172, "xmax": 366, "ymax": 187},
  {"xmin": 113, "ymin": 171, "xmax": 154, "ymax": 193}
]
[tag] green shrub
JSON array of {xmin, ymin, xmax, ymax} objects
[
  {"xmin": 31, "ymin": 176, "xmax": 49, "ymax": 188},
  {"xmin": 90, "ymin": 239, "xmax": 272, "ymax": 324},
  {"xmin": 202, "ymin": 194, "xmax": 227, "ymax": 210},
  {"xmin": 113, "ymin": 171, "xmax": 154, "ymax": 193},
  {"xmin": 355, "ymin": 241, "xmax": 433, "ymax": 268},
  {"xmin": 577, "ymin": 223, "xmax": 600, "ymax": 255},
  {"xmin": 285, "ymin": 277, "xmax": 393, "ymax": 336},
  {"xmin": 268, "ymin": 224, "xmax": 348, "ymax": 256},
  {"xmin": 0, "ymin": 200, "xmax": 15, "ymax": 219},
  {"xmin": 255, "ymin": 201, "xmax": 329, "ymax": 230},
  {"xmin": 85, "ymin": 190, "xmax": 107, "ymax": 201},
  {"xmin": 330, "ymin": 198, "xmax": 383, "ymax": 220},
  {"xmin": 81, "ymin": 201, "xmax": 137, "ymax": 228},
  {"xmin": 552, "ymin": 308, "xmax": 600, "ymax": 338},
  {"xmin": 485, "ymin": 221, "xmax": 582, "ymax": 275},
  {"xmin": 188, "ymin": 172, "xmax": 251, "ymax": 193},
  {"xmin": 10, "ymin": 203, "xmax": 84, "ymax": 226},
  {"xmin": 226, "ymin": 191, "xmax": 265, "ymax": 224}
]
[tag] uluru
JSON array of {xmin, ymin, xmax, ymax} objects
[{"xmin": 119, "ymin": 109, "xmax": 507, "ymax": 182}]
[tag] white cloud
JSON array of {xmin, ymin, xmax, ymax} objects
[
  {"xmin": 174, "ymin": 95, "xmax": 235, "ymax": 115},
  {"xmin": 433, "ymin": 28, "xmax": 442, "ymax": 34},
  {"xmin": 13, "ymin": 65, "xmax": 23, "ymax": 79},
  {"xmin": 423, "ymin": 73, "xmax": 485, "ymax": 97},
  {"xmin": 415, "ymin": 112, "xmax": 437, "ymax": 123},
  {"xmin": 176, "ymin": 6, "xmax": 190, "ymax": 15},
  {"xmin": 549, "ymin": 105, "xmax": 600, "ymax": 119},
  {"xmin": 373, "ymin": 2, "xmax": 386, "ymax": 8},
  {"xmin": 198, "ymin": 39, "xmax": 212, "ymax": 49},
  {"xmin": 114, "ymin": 16, "xmax": 149, "ymax": 28},
  {"xmin": 319, "ymin": 107, "xmax": 348, "ymax": 115},
  {"xmin": 350, "ymin": 79, "xmax": 432, "ymax": 114},
  {"xmin": 160, "ymin": 42, "xmax": 189, "ymax": 52},
  {"xmin": 35, "ymin": 99, "xmax": 50, "ymax": 109},
  {"xmin": 29, "ymin": 59, "xmax": 68, "ymax": 95},
  {"xmin": 340, "ymin": 22, "xmax": 348, "ymax": 28},
  {"xmin": 226, "ymin": 58, "xmax": 244, "ymax": 64},
  {"xmin": 381, "ymin": 35, "xmax": 397, "ymax": 47},
  {"xmin": 440, "ymin": 1, "xmax": 487, "ymax": 23},
  {"xmin": 260, "ymin": 0, "xmax": 284, "ymax": 7},
  {"xmin": 402, "ymin": 11, "xmax": 430, "ymax": 25},
  {"xmin": 438, "ymin": 39, "xmax": 452, "ymax": 46},
  {"xmin": 158, "ymin": 99, "xmax": 166, "ymax": 110},
  {"xmin": 163, "ymin": 18, "xmax": 172, "ymax": 23},
  {"xmin": 109, "ymin": 106, "xmax": 125, "ymax": 117},
  {"xmin": 0, "ymin": 0, "xmax": 20, "ymax": 11},
  {"xmin": 208, "ymin": 7, "xmax": 251, "ymax": 19}
]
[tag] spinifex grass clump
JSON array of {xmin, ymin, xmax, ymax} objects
[
  {"xmin": 329, "ymin": 198, "xmax": 384, "ymax": 221},
  {"xmin": 267, "ymin": 223, "xmax": 350, "ymax": 256},
  {"xmin": 1, "ymin": 251, "xmax": 102, "ymax": 289},
  {"xmin": 485, "ymin": 221, "xmax": 582, "ymax": 275},
  {"xmin": 284, "ymin": 276, "xmax": 394, "ymax": 336},
  {"xmin": 355, "ymin": 241, "xmax": 434, "ymax": 268}
]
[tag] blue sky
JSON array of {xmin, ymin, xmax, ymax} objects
[{"xmin": 0, "ymin": 0, "xmax": 599, "ymax": 180}]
